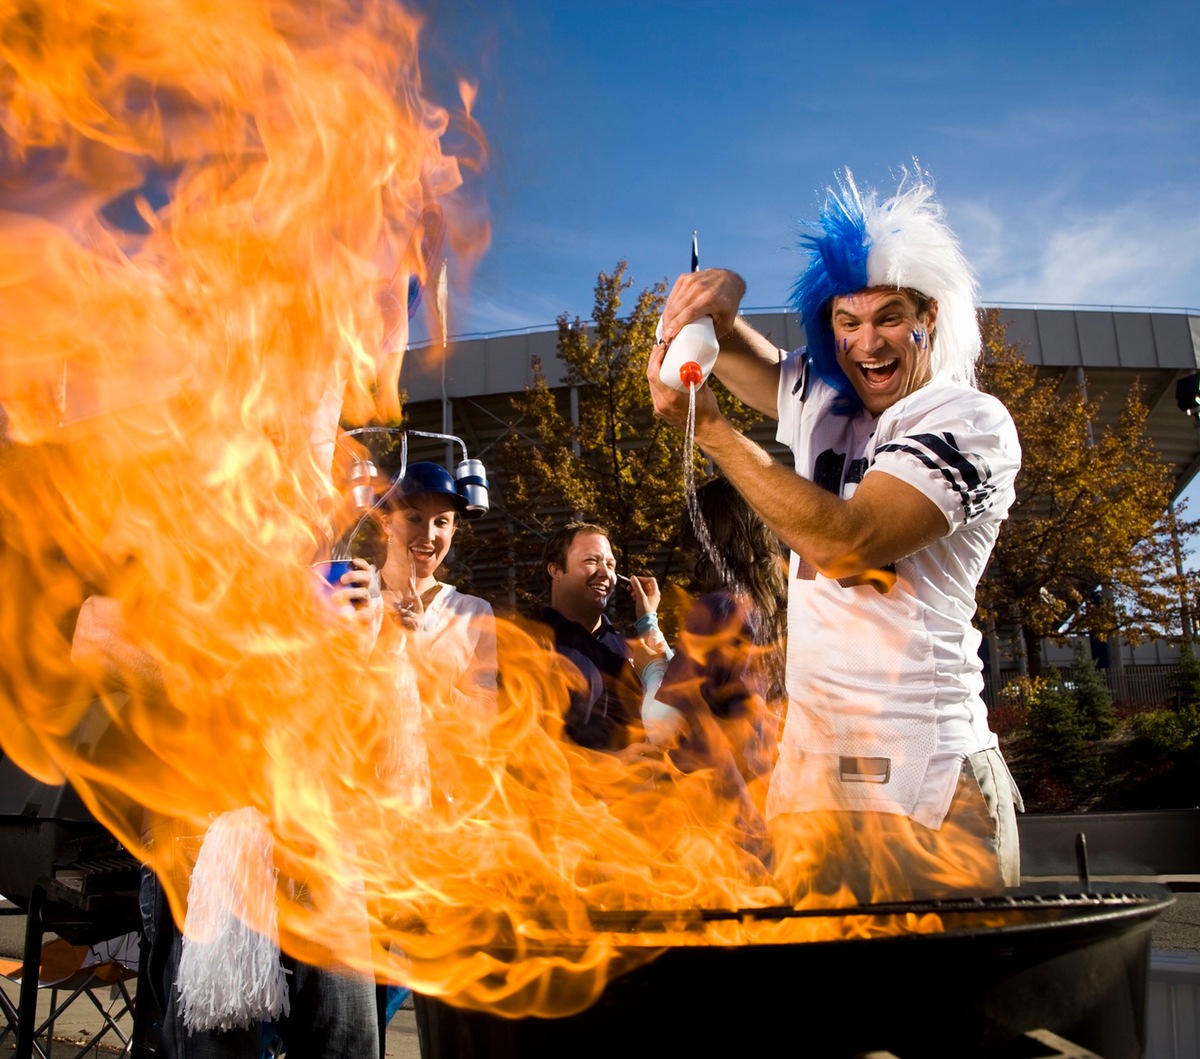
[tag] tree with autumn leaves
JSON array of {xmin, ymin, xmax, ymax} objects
[
  {"xmin": 484, "ymin": 277, "xmax": 1197, "ymax": 670},
  {"xmin": 481, "ymin": 260, "xmax": 763, "ymax": 614},
  {"xmin": 974, "ymin": 308, "xmax": 1199, "ymax": 674}
]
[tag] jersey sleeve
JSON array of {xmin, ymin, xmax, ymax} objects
[
  {"xmin": 774, "ymin": 347, "xmax": 808, "ymax": 448},
  {"xmin": 869, "ymin": 388, "xmax": 1021, "ymax": 533}
]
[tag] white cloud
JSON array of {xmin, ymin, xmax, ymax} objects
[{"xmin": 966, "ymin": 192, "xmax": 1200, "ymax": 311}]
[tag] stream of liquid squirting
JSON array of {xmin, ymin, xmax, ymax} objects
[{"xmin": 681, "ymin": 381, "xmax": 735, "ymax": 588}]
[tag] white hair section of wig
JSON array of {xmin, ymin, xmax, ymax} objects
[{"xmin": 862, "ymin": 168, "xmax": 981, "ymax": 386}]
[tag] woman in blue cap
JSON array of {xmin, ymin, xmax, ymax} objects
[
  {"xmin": 374, "ymin": 461, "xmax": 499, "ymax": 1043},
  {"xmin": 380, "ymin": 460, "xmax": 498, "ymax": 717}
]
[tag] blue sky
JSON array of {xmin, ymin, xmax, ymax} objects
[{"xmin": 415, "ymin": 0, "xmax": 1200, "ymax": 337}]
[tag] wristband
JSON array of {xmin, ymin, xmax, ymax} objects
[{"xmin": 634, "ymin": 612, "xmax": 659, "ymax": 636}]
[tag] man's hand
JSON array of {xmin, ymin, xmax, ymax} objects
[
  {"xmin": 647, "ymin": 343, "xmax": 724, "ymax": 435},
  {"xmin": 660, "ymin": 269, "xmax": 746, "ymax": 341},
  {"xmin": 627, "ymin": 574, "xmax": 661, "ymax": 618},
  {"xmin": 628, "ymin": 635, "xmax": 666, "ymax": 678},
  {"xmin": 616, "ymin": 739, "xmax": 670, "ymax": 771}
]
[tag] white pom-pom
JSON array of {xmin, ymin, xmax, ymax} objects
[{"xmin": 176, "ymin": 807, "xmax": 291, "ymax": 1033}]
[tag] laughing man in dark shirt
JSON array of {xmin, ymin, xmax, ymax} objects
[{"xmin": 540, "ymin": 522, "xmax": 663, "ymax": 751}]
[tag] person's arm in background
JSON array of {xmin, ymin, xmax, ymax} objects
[{"xmin": 71, "ymin": 594, "xmax": 169, "ymax": 704}]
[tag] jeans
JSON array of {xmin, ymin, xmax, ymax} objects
[{"xmin": 141, "ymin": 868, "xmax": 379, "ymax": 1059}]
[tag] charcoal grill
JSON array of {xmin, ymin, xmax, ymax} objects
[
  {"xmin": 0, "ymin": 756, "xmax": 146, "ymax": 1059},
  {"xmin": 414, "ymin": 884, "xmax": 1174, "ymax": 1059}
]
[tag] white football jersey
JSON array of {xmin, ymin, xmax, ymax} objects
[{"xmin": 766, "ymin": 351, "xmax": 1021, "ymax": 828}]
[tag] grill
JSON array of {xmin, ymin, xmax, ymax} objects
[
  {"xmin": 414, "ymin": 884, "xmax": 1175, "ymax": 1059},
  {"xmin": 0, "ymin": 755, "xmax": 140, "ymax": 938},
  {"xmin": 0, "ymin": 757, "xmax": 145, "ymax": 1059}
]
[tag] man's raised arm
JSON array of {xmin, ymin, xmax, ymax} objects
[{"xmin": 646, "ymin": 347, "xmax": 948, "ymax": 579}]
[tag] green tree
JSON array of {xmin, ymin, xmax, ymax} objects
[
  {"xmin": 1168, "ymin": 646, "xmax": 1200, "ymax": 713},
  {"xmin": 975, "ymin": 309, "xmax": 1196, "ymax": 672},
  {"xmin": 1132, "ymin": 649, "xmax": 1200, "ymax": 756},
  {"xmin": 1066, "ymin": 639, "xmax": 1116, "ymax": 739},
  {"xmin": 481, "ymin": 260, "xmax": 763, "ymax": 613},
  {"xmin": 1024, "ymin": 671, "xmax": 1102, "ymax": 789}
]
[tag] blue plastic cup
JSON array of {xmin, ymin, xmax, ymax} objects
[{"xmin": 313, "ymin": 559, "xmax": 355, "ymax": 595}]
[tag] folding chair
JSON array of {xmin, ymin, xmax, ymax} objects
[
  {"xmin": 0, "ymin": 935, "xmax": 137, "ymax": 1059},
  {"xmin": 0, "ymin": 871, "xmax": 143, "ymax": 1059}
]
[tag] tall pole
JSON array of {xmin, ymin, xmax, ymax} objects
[
  {"xmin": 1169, "ymin": 499, "xmax": 1195, "ymax": 656},
  {"xmin": 1079, "ymin": 367, "xmax": 1127, "ymax": 698},
  {"xmin": 437, "ymin": 259, "xmax": 452, "ymax": 467}
]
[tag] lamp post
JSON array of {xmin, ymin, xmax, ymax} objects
[{"xmin": 1173, "ymin": 371, "xmax": 1200, "ymax": 656}]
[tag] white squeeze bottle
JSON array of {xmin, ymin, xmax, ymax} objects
[{"xmin": 656, "ymin": 313, "xmax": 719, "ymax": 392}]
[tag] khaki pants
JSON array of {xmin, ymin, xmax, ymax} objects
[{"xmin": 770, "ymin": 748, "xmax": 1021, "ymax": 904}]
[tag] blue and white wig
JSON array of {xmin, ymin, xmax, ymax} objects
[{"xmin": 789, "ymin": 168, "xmax": 980, "ymax": 413}]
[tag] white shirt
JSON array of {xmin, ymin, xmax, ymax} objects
[
  {"xmin": 419, "ymin": 583, "xmax": 499, "ymax": 716},
  {"xmin": 375, "ymin": 583, "xmax": 497, "ymax": 810},
  {"xmin": 767, "ymin": 353, "xmax": 1021, "ymax": 828}
]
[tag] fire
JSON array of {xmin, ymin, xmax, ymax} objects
[{"xmin": 0, "ymin": 0, "xmax": 1003, "ymax": 1022}]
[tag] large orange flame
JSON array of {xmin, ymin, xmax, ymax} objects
[{"xmin": 0, "ymin": 0, "xmax": 1003, "ymax": 1020}]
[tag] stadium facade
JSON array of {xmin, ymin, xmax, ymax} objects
[{"xmin": 396, "ymin": 305, "xmax": 1200, "ymax": 699}]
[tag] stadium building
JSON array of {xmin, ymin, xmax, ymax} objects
[{"xmin": 397, "ymin": 304, "xmax": 1200, "ymax": 703}]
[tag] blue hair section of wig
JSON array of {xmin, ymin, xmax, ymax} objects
[{"xmin": 789, "ymin": 177, "xmax": 871, "ymax": 413}]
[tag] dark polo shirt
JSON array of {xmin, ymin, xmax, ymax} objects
[{"xmin": 540, "ymin": 606, "xmax": 642, "ymax": 751}]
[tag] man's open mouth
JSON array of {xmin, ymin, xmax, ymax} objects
[{"xmin": 859, "ymin": 358, "xmax": 899, "ymax": 384}]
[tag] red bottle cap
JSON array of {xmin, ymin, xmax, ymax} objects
[{"xmin": 679, "ymin": 362, "xmax": 703, "ymax": 388}]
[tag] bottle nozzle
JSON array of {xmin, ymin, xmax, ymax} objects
[{"xmin": 679, "ymin": 361, "xmax": 704, "ymax": 389}]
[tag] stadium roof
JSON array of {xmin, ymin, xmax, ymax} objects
[{"xmin": 400, "ymin": 306, "xmax": 1200, "ymax": 501}]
